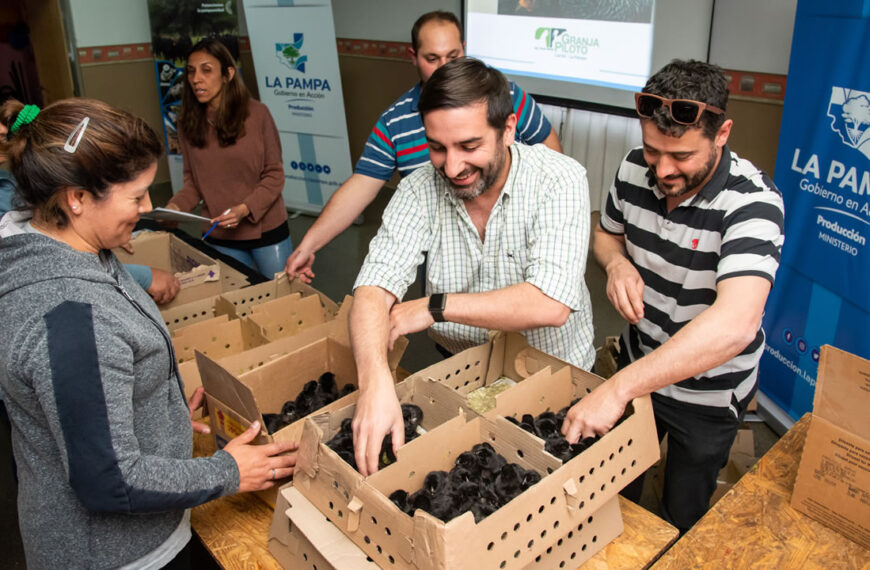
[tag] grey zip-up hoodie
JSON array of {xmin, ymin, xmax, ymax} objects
[{"xmin": 0, "ymin": 212, "xmax": 239, "ymax": 569}]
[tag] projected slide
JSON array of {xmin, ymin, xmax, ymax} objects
[{"xmin": 466, "ymin": 0, "xmax": 655, "ymax": 92}]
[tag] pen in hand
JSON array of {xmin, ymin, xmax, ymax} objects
[{"xmin": 202, "ymin": 208, "xmax": 232, "ymax": 240}]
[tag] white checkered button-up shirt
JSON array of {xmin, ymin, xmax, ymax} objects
[{"xmin": 354, "ymin": 143, "xmax": 596, "ymax": 370}]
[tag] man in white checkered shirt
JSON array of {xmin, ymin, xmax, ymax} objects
[{"xmin": 349, "ymin": 58, "xmax": 595, "ymax": 475}]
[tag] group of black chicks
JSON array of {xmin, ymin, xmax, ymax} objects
[
  {"xmin": 325, "ymin": 403, "xmax": 425, "ymax": 471},
  {"xmin": 505, "ymin": 402, "xmax": 597, "ymax": 463},
  {"xmin": 389, "ymin": 441, "xmax": 542, "ymax": 523},
  {"xmin": 505, "ymin": 402, "xmax": 628, "ymax": 463},
  {"xmin": 325, "ymin": 398, "xmax": 624, "ymax": 525},
  {"xmin": 262, "ymin": 372, "xmax": 356, "ymax": 434}
]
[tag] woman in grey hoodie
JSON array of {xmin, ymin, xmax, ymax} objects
[{"xmin": 0, "ymin": 98, "xmax": 298, "ymax": 569}]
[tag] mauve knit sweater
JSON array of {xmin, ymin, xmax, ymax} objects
[{"xmin": 173, "ymin": 99, "xmax": 288, "ymax": 241}]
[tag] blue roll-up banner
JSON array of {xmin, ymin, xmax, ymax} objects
[
  {"xmin": 759, "ymin": 0, "xmax": 870, "ymax": 420},
  {"xmin": 243, "ymin": 0, "xmax": 352, "ymax": 214}
]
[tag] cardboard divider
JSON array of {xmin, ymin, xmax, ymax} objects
[
  {"xmin": 270, "ymin": 485, "xmax": 380, "ymax": 569},
  {"xmin": 247, "ymin": 292, "xmax": 329, "ymax": 341},
  {"xmin": 162, "ymin": 295, "xmax": 237, "ymax": 331},
  {"xmin": 171, "ymin": 316, "xmax": 268, "ymax": 364}
]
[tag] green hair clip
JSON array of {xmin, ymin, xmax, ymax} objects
[{"xmin": 9, "ymin": 104, "xmax": 40, "ymax": 135}]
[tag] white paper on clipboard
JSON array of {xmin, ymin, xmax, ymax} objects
[{"xmin": 142, "ymin": 207, "xmax": 211, "ymax": 223}]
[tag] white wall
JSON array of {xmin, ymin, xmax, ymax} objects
[
  {"xmin": 331, "ymin": 0, "xmax": 460, "ymax": 43},
  {"xmin": 67, "ymin": 0, "xmax": 152, "ymax": 47},
  {"xmin": 709, "ymin": 0, "xmax": 798, "ymax": 75}
]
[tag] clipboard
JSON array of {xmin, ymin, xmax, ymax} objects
[{"xmin": 142, "ymin": 207, "xmax": 211, "ymax": 223}]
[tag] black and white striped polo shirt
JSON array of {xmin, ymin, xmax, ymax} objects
[{"xmin": 601, "ymin": 146, "xmax": 785, "ymax": 416}]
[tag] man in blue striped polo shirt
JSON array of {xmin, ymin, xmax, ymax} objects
[
  {"xmin": 285, "ymin": 10, "xmax": 561, "ymax": 281},
  {"xmin": 561, "ymin": 60, "xmax": 785, "ymax": 533}
]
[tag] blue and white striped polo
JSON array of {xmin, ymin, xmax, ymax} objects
[
  {"xmin": 601, "ymin": 146, "xmax": 785, "ymax": 416},
  {"xmin": 355, "ymin": 81, "xmax": 552, "ymax": 180}
]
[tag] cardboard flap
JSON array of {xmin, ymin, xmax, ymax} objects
[
  {"xmin": 277, "ymin": 487, "xmax": 380, "ymax": 569},
  {"xmin": 815, "ymin": 345, "xmax": 870, "ymax": 438},
  {"xmin": 170, "ymin": 314, "xmax": 230, "ymax": 339},
  {"xmin": 297, "ymin": 417, "xmax": 325, "ymax": 479},
  {"xmin": 196, "ymin": 350, "xmax": 262, "ymax": 425}
]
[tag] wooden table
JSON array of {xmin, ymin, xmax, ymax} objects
[
  {"xmin": 653, "ymin": 414, "xmax": 870, "ymax": 569},
  {"xmin": 191, "ymin": 429, "xmax": 678, "ymax": 569}
]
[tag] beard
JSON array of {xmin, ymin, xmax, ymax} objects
[
  {"xmin": 437, "ymin": 143, "xmax": 508, "ymax": 201},
  {"xmin": 650, "ymin": 146, "xmax": 719, "ymax": 198}
]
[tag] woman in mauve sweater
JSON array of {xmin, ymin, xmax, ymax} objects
[{"xmin": 167, "ymin": 38, "xmax": 292, "ymax": 278}]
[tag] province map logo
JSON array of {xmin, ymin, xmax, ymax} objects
[
  {"xmin": 276, "ymin": 34, "xmax": 307, "ymax": 73},
  {"xmin": 827, "ymin": 86, "xmax": 870, "ymax": 160}
]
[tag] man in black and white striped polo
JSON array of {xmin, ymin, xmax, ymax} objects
[{"xmin": 561, "ymin": 60, "xmax": 785, "ymax": 533}]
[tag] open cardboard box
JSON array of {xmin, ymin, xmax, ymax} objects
[
  {"xmin": 114, "ymin": 231, "xmax": 248, "ymax": 308},
  {"xmin": 269, "ymin": 484, "xmax": 621, "ymax": 570},
  {"xmin": 178, "ymin": 296, "xmax": 362, "ymax": 391},
  {"xmin": 220, "ymin": 273, "xmax": 339, "ymax": 319},
  {"xmin": 196, "ymin": 304, "xmax": 407, "ymax": 507},
  {"xmin": 294, "ymin": 380, "xmax": 625, "ymax": 570},
  {"xmin": 171, "ymin": 289, "xmax": 343, "ymax": 412},
  {"xmin": 404, "ymin": 332, "xmax": 574, "ymax": 399},
  {"xmin": 791, "ymin": 345, "xmax": 870, "ymax": 549},
  {"xmin": 160, "ymin": 275, "xmax": 337, "ymax": 331}
]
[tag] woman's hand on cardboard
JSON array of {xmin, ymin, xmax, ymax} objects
[
  {"xmin": 223, "ymin": 420, "xmax": 299, "ymax": 492},
  {"xmin": 187, "ymin": 386, "xmax": 211, "ymax": 435}
]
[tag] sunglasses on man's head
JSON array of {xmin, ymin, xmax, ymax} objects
[{"xmin": 634, "ymin": 93, "xmax": 725, "ymax": 125}]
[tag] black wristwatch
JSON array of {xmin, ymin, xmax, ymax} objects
[{"xmin": 428, "ymin": 293, "xmax": 447, "ymax": 323}]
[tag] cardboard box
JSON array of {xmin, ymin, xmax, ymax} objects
[
  {"xmin": 160, "ymin": 276, "xmax": 337, "ymax": 332},
  {"xmin": 270, "ymin": 484, "xmax": 380, "ymax": 569},
  {"xmin": 114, "ymin": 231, "xmax": 242, "ymax": 308},
  {"xmin": 177, "ymin": 296, "xmax": 356, "ymax": 391},
  {"xmin": 220, "ymin": 273, "xmax": 339, "ymax": 319},
  {"xmin": 247, "ymin": 292, "xmax": 330, "ymax": 341},
  {"xmin": 295, "ymin": 401, "xmax": 627, "ymax": 570},
  {"xmin": 269, "ymin": 484, "xmax": 622, "ymax": 570},
  {"xmin": 791, "ymin": 345, "xmax": 870, "ymax": 549},
  {"xmin": 196, "ymin": 302, "xmax": 407, "ymax": 507},
  {"xmin": 293, "ymin": 335, "xmax": 653, "ymax": 569},
  {"xmin": 405, "ymin": 331, "xmax": 571, "ymax": 397},
  {"xmin": 170, "ymin": 315, "xmax": 268, "ymax": 364}
]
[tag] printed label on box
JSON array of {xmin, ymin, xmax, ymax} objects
[{"xmin": 215, "ymin": 408, "xmax": 247, "ymax": 439}]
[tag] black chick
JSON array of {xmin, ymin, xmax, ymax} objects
[
  {"xmin": 318, "ymin": 372, "xmax": 338, "ymax": 399},
  {"xmin": 493, "ymin": 463, "xmax": 524, "ymax": 503}
]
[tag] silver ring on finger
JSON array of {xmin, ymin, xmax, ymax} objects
[{"xmin": 271, "ymin": 468, "xmax": 276, "ymax": 481}]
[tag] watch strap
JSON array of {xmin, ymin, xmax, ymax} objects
[{"xmin": 428, "ymin": 293, "xmax": 447, "ymax": 323}]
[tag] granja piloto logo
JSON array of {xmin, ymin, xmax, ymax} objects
[{"xmin": 534, "ymin": 27, "xmax": 599, "ymax": 56}]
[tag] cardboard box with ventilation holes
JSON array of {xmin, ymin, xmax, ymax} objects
[
  {"xmin": 269, "ymin": 482, "xmax": 621, "ymax": 570},
  {"xmin": 160, "ymin": 274, "xmax": 337, "ymax": 332},
  {"xmin": 196, "ymin": 298, "xmax": 407, "ymax": 508},
  {"xmin": 290, "ymin": 333, "xmax": 657, "ymax": 569},
  {"xmin": 113, "ymin": 231, "xmax": 247, "ymax": 308}
]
